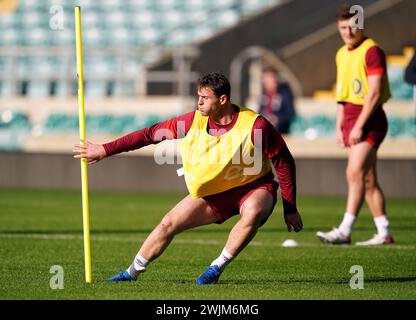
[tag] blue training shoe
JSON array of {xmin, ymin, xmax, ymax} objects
[
  {"xmin": 107, "ymin": 269, "xmax": 136, "ymax": 282},
  {"xmin": 196, "ymin": 265, "xmax": 222, "ymax": 285}
]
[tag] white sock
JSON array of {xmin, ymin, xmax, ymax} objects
[
  {"xmin": 374, "ymin": 215, "xmax": 391, "ymax": 237},
  {"xmin": 127, "ymin": 253, "xmax": 149, "ymax": 279},
  {"xmin": 211, "ymin": 248, "xmax": 234, "ymax": 272},
  {"xmin": 338, "ymin": 212, "xmax": 357, "ymax": 237}
]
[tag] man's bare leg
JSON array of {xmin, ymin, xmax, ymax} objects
[
  {"xmin": 118, "ymin": 195, "xmax": 219, "ymax": 280},
  {"xmin": 335, "ymin": 142, "xmax": 376, "ymax": 237},
  {"xmin": 196, "ymin": 189, "xmax": 274, "ymax": 284},
  {"xmin": 225, "ymin": 189, "xmax": 274, "ymax": 256},
  {"xmin": 364, "ymin": 154, "xmax": 386, "ymax": 218},
  {"xmin": 317, "ymin": 142, "xmax": 375, "ymax": 244},
  {"xmin": 344, "ymin": 142, "xmax": 376, "ymax": 216},
  {"xmin": 356, "ymin": 153, "xmax": 393, "ymax": 245}
]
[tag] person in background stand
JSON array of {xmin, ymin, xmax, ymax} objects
[{"xmin": 258, "ymin": 67, "xmax": 296, "ymax": 134}]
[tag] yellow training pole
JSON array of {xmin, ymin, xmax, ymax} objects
[{"xmin": 75, "ymin": 6, "xmax": 92, "ymax": 283}]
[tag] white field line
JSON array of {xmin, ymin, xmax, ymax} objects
[{"xmin": 0, "ymin": 232, "xmax": 415, "ymax": 250}]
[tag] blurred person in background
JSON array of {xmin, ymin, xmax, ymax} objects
[{"xmin": 258, "ymin": 67, "xmax": 296, "ymax": 134}]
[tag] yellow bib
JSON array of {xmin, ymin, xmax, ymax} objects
[
  {"xmin": 180, "ymin": 107, "xmax": 272, "ymax": 198},
  {"xmin": 336, "ymin": 38, "xmax": 391, "ymax": 105}
]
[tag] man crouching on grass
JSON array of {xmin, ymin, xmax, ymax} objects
[{"xmin": 73, "ymin": 72, "xmax": 303, "ymax": 284}]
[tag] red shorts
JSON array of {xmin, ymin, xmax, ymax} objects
[
  {"xmin": 202, "ymin": 172, "xmax": 279, "ymax": 225},
  {"xmin": 342, "ymin": 103, "xmax": 388, "ymax": 149}
]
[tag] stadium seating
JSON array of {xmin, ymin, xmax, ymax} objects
[
  {"xmin": 2, "ymin": 109, "xmax": 412, "ymax": 147},
  {"xmin": 0, "ymin": 110, "xmax": 32, "ymax": 150},
  {"xmin": 290, "ymin": 115, "xmax": 336, "ymax": 139},
  {"xmin": 387, "ymin": 50, "xmax": 414, "ymax": 100},
  {"xmin": 0, "ymin": 102, "xmax": 414, "ymax": 151},
  {"xmin": 290, "ymin": 114, "xmax": 416, "ymax": 140},
  {"xmin": 41, "ymin": 112, "xmax": 169, "ymax": 135},
  {"xmin": 0, "ymin": 1, "xmax": 414, "ymax": 152},
  {"xmin": 0, "ymin": 0, "xmax": 281, "ymax": 98},
  {"xmin": 0, "ymin": 110, "xmax": 31, "ymax": 130}
]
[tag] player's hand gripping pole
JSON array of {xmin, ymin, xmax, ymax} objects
[{"xmin": 75, "ymin": 6, "xmax": 92, "ymax": 283}]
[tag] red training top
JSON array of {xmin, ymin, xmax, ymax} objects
[{"xmin": 103, "ymin": 106, "xmax": 297, "ymax": 214}]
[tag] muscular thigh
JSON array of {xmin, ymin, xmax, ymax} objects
[
  {"xmin": 239, "ymin": 188, "xmax": 276, "ymax": 226},
  {"xmin": 203, "ymin": 176, "xmax": 279, "ymax": 224},
  {"xmin": 163, "ymin": 195, "xmax": 219, "ymax": 233},
  {"xmin": 347, "ymin": 142, "xmax": 377, "ymax": 174}
]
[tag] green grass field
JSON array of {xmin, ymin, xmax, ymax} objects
[{"xmin": 0, "ymin": 189, "xmax": 415, "ymax": 300}]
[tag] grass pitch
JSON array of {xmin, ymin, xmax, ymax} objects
[{"xmin": 0, "ymin": 189, "xmax": 415, "ymax": 300}]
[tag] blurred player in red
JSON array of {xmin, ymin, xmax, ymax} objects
[
  {"xmin": 316, "ymin": 5, "xmax": 394, "ymax": 246},
  {"xmin": 74, "ymin": 72, "xmax": 303, "ymax": 283}
]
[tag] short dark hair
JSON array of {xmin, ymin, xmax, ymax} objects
[
  {"xmin": 263, "ymin": 66, "xmax": 278, "ymax": 76},
  {"xmin": 336, "ymin": 4, "xmax": 355, "ymax": 21},
  {"xmin": 197, "ymin": 72, "xmax": 231, "ymax": 100}
]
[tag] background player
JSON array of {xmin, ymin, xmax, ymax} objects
[{"xmin": 316, "ymin": 5, "xmax": 394, "ymax": 246}]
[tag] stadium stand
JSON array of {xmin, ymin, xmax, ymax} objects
[
  {"xmin": 387, "ymin": 47, "xmax": 415, "ymax": 100},
  {"xmin": 0, "ymin": 0, "xmax": 283, "ymax": 151},
  {"xmin": 0, "ymin": 109, "xmax": 31, "ymax": 150},
  {"xmin": 0, "ymin": 0, "xmax": 414, "ymax": 157},
  {"xmin": 0, "ymin": 0, "xmax": 415, "ymax": 197},
  {"xmin": 0, "ymin": 0, "xmax": 282, "ymax": 98}
]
